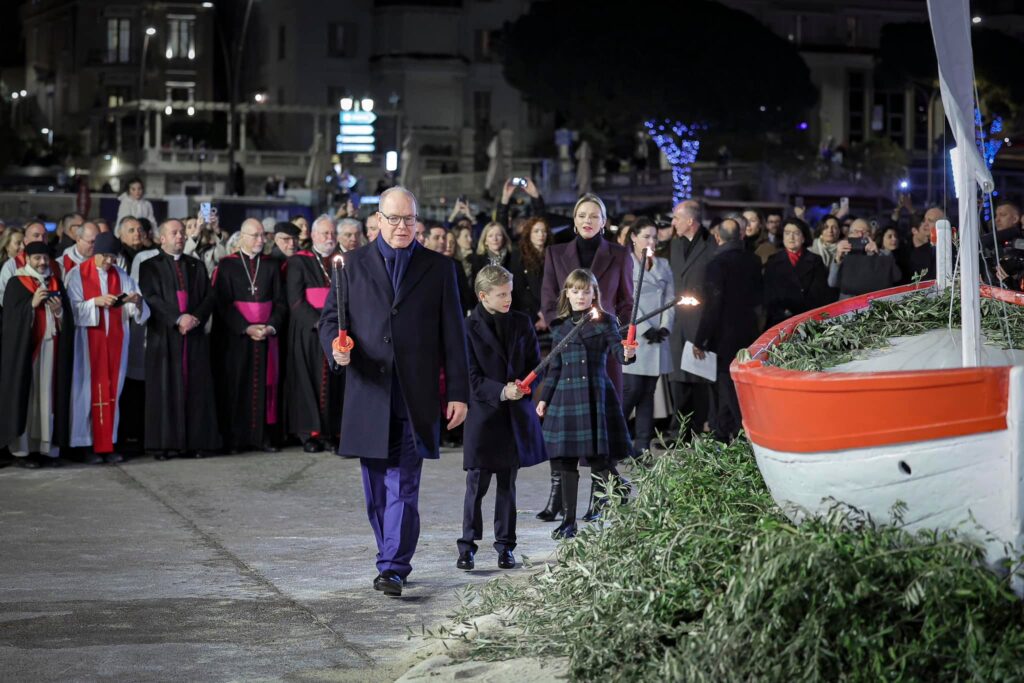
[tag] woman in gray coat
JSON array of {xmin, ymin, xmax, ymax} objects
[{"xmin": 622, "ymin": 219, "xmax": 675, "ymax": 457}]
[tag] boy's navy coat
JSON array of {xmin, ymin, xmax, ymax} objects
[
  {"xmin": 318, "ymin": 242, "xmax": 470, "ymax": 460},
  {"xmin": 463, "ymin": 306, "xmax": 548, "ymax": 470}
]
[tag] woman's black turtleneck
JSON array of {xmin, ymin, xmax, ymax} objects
[
  {"xmin": 477, "ymin": 303, "xmax": 512, "ymax": 347},
  {"xmin": 575, "ymin": 234, "xmax": 601, "ymax": 270}
]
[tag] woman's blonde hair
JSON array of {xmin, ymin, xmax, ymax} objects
[
  {"xmin": 475, "ymin": 221, "xmax": 511, "ymax": 256},
  {"xmin": 555, "ymin": 268, "xmax": 605, "ymax": 320},
  {"xmin": 573, "ymin": 193, "xmax": 607, "ymax": 224}
]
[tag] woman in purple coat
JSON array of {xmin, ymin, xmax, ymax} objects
[{"xmin": 537, "ymin": 193, "xmax": 633, "ymax": 523}]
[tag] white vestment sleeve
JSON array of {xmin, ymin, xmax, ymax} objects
[
  {"xmin": 122, "ymin": 270, "xmax": 151, "ymax": 325},
  {"xmin": 65, "ymin": 268, "xmax": 100, "ymax": 328}
]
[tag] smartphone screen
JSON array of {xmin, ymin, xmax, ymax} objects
[{"xmin": 200, "ymin": 202, "xmax": 212, "ymax": 223}]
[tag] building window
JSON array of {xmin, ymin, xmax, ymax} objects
[
  {"xmin": 473, "ymin": 91, "xmax": 491, "ymax": 128},
  {"xmin": 873, "ymin": 90, "xmax": 906, "ymax": 147},
  {"xmin": 107, "ymin": 18, "xmax": 131, "ymax": 64},
  {"xmin": 165, "ymin": 81, "xmax": 196, "ymax": 103},
  {"xmin": 474, "ymin": 29, "xmax": 500, "ymax": 62},
  {"xmin": 527, "ymin": 100, "xmax": 544, "ymax": 128},
  {"xmin": 847, "ymin": 71, "xmax": 866, "ymax": 145},
  {"xmin": 278, "ymin": 24, "xmax": 286, "ymax": 61},
  {"xmin": 328, "ymin": 22, "xmax": 356, "ymax": 57},
  {"xmin": 913, "ymin": 89, "xmax": 931, "ymax": 152},
  {"xmin": 167, "ymin": 16, "xmax": 196, "ymax": 60},
  {"xmin": 844, "ymin": 16, "xmax": 858, "ymax": 47},
  {"xmin": 107, "ymin": 86, "xmax": 132, "ymax": 108}
]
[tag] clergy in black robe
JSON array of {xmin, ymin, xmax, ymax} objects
[
  {"xmin": 285, "ymin": 221, "xmax": 343, "ymax": 453},
  {"xmin": 140, "ymin": 219, "xmax": 221, "ymax": 457},
  {"xmin": 214, "ymin": 218, "xmax": 287, "ymax": 452},
  {"xmin": 0, "ymin": 243, "xmax": 75, "ymax": 468}
]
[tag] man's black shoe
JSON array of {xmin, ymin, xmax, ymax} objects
[
  {"xmin": 497, "ymin": 550, "xmax": 515, "ymax": 569},
  {"xmin": 105, "ymin": 453, "xmax": 124, "ymax": 464},
  {"xmin": 261, "ymin": 441, "xmax": 280, "ymax": 453},
  {"xmin": 45, "ymin": 457, "xmax": 63, "ymax": 468},
  {"xmin": 373, "ymin": 571, "xmax": 403, "ymax": 596},
  {"xmin": 303, "ymin": 439, "xmax": 323, "ymax": 454},
  {"xmin": 16, "ymin": 455, "xmax": 42, "ymax": 469},
  {"xmin": 84, "ymin": 452, "xmax": 104, "ymax": 465},
  {"xmin": 456, "ymin": 551, "xmax": 475, "ymax": 570},
  {"xmin": 155, "ymin": 451, "xmax": 172, "ymax": 461}
]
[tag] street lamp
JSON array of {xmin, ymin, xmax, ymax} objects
[
  {"xmin": 202, "ymin": 1, "xmax": 214, "ymax": 7},
  {"xmin": 340, "ymin": 97, "xmax": 354, "ymax": 111},
  {"xmin": 19, "ymin": 89, "xmax": 27, "ymax": 97},
  {"xmin": 41, "ymin": 128, "xmax": 53, "ymax": 146},
  {"xmin": 146, "ymin": 26, "xmax": 157, "ymax": 36},
  {"xmin": 361, "ymin": 98, "xmax": 374, "ymax": 113}
]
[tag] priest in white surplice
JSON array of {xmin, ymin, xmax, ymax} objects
[
  {"xmin": 65, "ymin": 232, "xmax": 150, "ymax": 464},
  {"xmin": 0, "ymin": 242, "xmax": 76, "ymax": 468}
]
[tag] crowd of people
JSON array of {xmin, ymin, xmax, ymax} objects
[{"xmin": 1, "ymin": 175, "xmax": 1022, "ymax": 593}]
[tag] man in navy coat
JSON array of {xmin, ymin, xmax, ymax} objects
[{"xmin": 319, "ymin": 187, "xmax": 470, "ymax": 597}]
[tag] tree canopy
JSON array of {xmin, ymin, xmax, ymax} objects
[
  {"xmin": 502, "ymin": 0, "xmax": 817, "ymax": 134},
  {"xmin": 879, "ymin": 23, "xmax": 1024, "ymax": 127}
]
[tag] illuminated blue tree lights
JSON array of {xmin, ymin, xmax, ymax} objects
[
  {"xmin": 974, "ymin": 109, "xmax": 1003, "ymax": 220},
  {"xmin": 645, "ymin": 119, "xmax": 704, "ymax": 204}
]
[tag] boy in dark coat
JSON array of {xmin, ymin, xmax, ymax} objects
[{"xmin": 459, "ymin": 265, "xmax": 548, "ymax": 570}]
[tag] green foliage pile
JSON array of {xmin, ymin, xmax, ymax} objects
[
  {"xmin": 766, "ymin": 287, "xmax": 1024, "ymax": 371},
  {"xmin": 438, "ymin": 438, "xmax": 1024, "ymax": 681}
]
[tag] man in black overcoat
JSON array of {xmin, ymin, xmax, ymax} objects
[
  {"xmin": 692, "ymin": 218, "xmax": 763, "ymax": 441},
  {"xmin": 319, "ymin": 187, "xmax": 469, "ymax": 597}
]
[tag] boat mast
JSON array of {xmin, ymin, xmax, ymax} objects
[{"xmin": 927, "ymin": 0, "xmax": 994, "ymax": 367}]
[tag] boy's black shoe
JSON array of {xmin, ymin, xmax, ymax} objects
[
  {"xmin": 457, "ymin": 551, "xmax": 475, "ymax": 570},
  {"xmin": 373, "ymin": 570, "xmax": 403, "ymax": 596},
  {"xmin": 497, "ymin": 550, "xmax": 515, "ymax": 569}
]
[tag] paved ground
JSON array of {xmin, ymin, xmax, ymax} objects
[{"xmin": 0, "ymin": 448, "xmax": 572, "ymax": 682}]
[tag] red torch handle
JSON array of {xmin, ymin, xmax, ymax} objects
[
  {"xmin": 333, "ymin": 331, "xmax": 355, "ymax": 353},
  {"xmin": 622, "ymin": 324, "xmax": 639, "ymax": 349},
  {"xmin": 516, "ymin": 371, "xmax": 538, "ymax": 395}
]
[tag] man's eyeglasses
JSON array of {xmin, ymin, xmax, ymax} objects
[{"xmin": 379, "ymin": 212, "xmax": 418, "ymax": 227}]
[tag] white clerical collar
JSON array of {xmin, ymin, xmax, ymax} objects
[
  {"xmin": 240, "ymin": 249, "xmax": 260, "ymax": 259},
  {"xmin": 313, "ymin": 246, "xmax": 334, "ymax": 258}
]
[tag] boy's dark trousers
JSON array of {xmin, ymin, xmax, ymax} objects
[{"xmin": 458, "ymin": 467, "xmax": 518, "ymax": 554}]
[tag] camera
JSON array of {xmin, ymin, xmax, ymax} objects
[
  {"xmin": 848, "ymin": 236, "xmax": 869, "ymax": 252},
  {"xmin": 512, "ymin": 177, "xmax": 528, "ymax": 188},
  {"xmin": 999, "ymin": 239, "xmax": 1024, "ymax": 280}
]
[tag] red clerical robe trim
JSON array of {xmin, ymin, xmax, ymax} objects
[
  {"xmin": 15, "ymin": 274, "xmax": 60, "ymax": 361},
  {"xmin": 79, "ymin": 259, "xmax": 123, "ymax": 452}
]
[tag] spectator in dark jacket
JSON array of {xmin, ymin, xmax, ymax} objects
[
  {"xmin": 693, "ymin": 218, "xmax": 762, "ymax": 441},
  {"xmin": 508, "ymin": 217, "xmax": 550, "ymax": 336},
  {"xmin": 828, "ymin": 218, "xmax": 901, "ymax": 299},
  {"xmin": 467, "ymin": 222, "xmax": 513, "ymax": 282},
  {"xmin": 496, "ymin": 177, "xmax": 546, "ymax": 233},
  {"xmin": 764, "ymin": 217, "xmax": 830, "ymax": 327}
]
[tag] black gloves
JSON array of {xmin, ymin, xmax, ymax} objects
[{"xmin": 641, "ymin": 327, "xmax": 671, "ymax": 344}]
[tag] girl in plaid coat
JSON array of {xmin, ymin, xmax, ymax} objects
[{"xmin": 536, "ymin": 269, "xmax": 635, "ymax": 539}]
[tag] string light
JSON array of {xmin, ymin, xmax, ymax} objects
[{"xmin": 645, "ymin": 119, "xmax": 704, "ymax": 204}]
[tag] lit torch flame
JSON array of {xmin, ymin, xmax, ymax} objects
[
  {"xmin": 333, "ymin": 255, "xmax": 344, "ymax": 266},
  {"xmin": 678, "ymin": 296, "xmax": 700, "ymax": 306},
  {"xmin": 590, "ymin": 307, "xmax": 601, "ymax": 320}
]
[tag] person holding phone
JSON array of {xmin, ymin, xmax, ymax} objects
[
  {"xmin": 827, "ymin": 218, "xmax": 900, "ymax": 300},
  {"xmin": 0, "ymin": 242, "xmax": 75, "ymax": 468},
  {"xmin": 496, "ymin": 177, "xmax": 546, "ymax": 236},
  {"xmin": 65, "ymin": 232, "xmax": 150, "ymax": 464}
]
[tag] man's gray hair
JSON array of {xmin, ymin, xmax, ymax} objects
[
  {"xmin": 379, "ymin": 186, "xmax": 418, "ymax": 210},
  {"xmin": 226, "ymin": 231, "xmax": 243, "ymax": 253},
  {"xmin": 311, "ymin": 214, "xmax": 336, "ymax": 234},
  {"xmin": 115, "ymin": 214, "xmax": 139, "ymax": 238},
  {"xmin": 675, "ymin": 200, "xmax": 702, "ymax": 223},
  {"xmin": 337, "ymin": 217, "xmax": 361, "ymax": 232}
]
